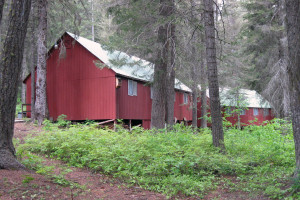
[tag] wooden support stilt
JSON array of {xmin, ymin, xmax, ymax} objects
[{"xmin": 114, "ymin": 119, "xmax": 117, "ymax": 131}]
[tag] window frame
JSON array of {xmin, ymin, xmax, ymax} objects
[
  {"xmin": 128, "ymin": 80, "xmax": 137, "ymax": 96},
  {"xmin": 253, "ymin": 108, "xmax": 259, "ymax": 116},
  {"xmin": 183, "ymin": 93, "xmax": 188, "ymax": 104}
]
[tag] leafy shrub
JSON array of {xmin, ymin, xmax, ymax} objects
[
  {"xmin": 57, "ymin": 114, "xmax": 71, "ymax": 128},
  {"xmin": 18, "ymin": 119, "xmax": 295, "ymax": 198}
]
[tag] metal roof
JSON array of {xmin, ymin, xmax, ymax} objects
[
  {"xmin": 198, "ymin": 86, "xmax": 271, "ymax": 108},
  {"xmin": 67, "ymin": 32, "xmax": 191, "ymax": 92}
]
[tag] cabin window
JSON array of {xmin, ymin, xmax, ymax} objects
[
  {"xmin": 264, "ymin": 108, "xmax": 269, "ymax": 116},
  {"xmin": 183, "ymin": 93, "xmax": 188, "ymax": 104},
  {"xmin": 240, "ymin": 109, "xmax": 246, "ymax": 115},
  {"xmin": 128, "ymin": 80, "xmax": 137, "ymax": 96},
  {"xmin": 253, "ymin": 108, "xmax": 259, "ymax": 116}
]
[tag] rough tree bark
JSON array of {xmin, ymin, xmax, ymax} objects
[
  {"xmin": 35, "ymin": 0, "xmax": 48, "ymax": 125},
  {"xmin": 0, "ymin": 0, "xmax": 31, "ymax": 169},
  {"xmin": 191, "ymin": 67, "xmax": 198, "ymax": 129},
  {"xmin": 166, "ymin": 21, "xmax": 176, "ymax": 127},
  {"xmin": 189, "ymin": 0, "xmax": 199, "ymax": 129},
  {"xmin": 0, "ymin": 0, "xmax": 4, "ymax": 26},
  {"xmin": 21, "ymin": 55, "xmax": 28, "ymax": 104},
  {"xmin": 28, "ymin": 4, "xmax": 38, "ymax": 121},
  {"xmin": 277, "ymin": 0, "xmax": 289, "ymax": 118},
  {"xmin": 0, "ymin": 0, "xmax": 5, "ymax": 48},
  {"xmin": 30, "ymin": 24, "xmax": 37, "ymax": 121},
  {"xmin": 151, "ymin": 0, "xmax": 174, "ymax": 129},
  {"xmin": 151, "ymin": 27, "xmax": 167, "ymax": 129},
  {"xmin": 200, "ymin": 6, "xmax": 208, "ymax": 129},
  {"xmin": 203, "ymin": 0, "xmax": 225, "ymax": 150},
  {"xmin": 285, "ymin": 0, "xmax": 300, "ymax": 176},
  {"xmin": 200, "ymin": 40, "xmax": 207, "ymax": 128}
]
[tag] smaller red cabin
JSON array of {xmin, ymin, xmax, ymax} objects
[{"xmin": 197, "ymin": 88, "xmax": 274, "ymax": 127}]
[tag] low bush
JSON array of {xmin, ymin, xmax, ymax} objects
[{"xmin": 18, "ymin": 119, "xmax": 297, "ymax": 198}]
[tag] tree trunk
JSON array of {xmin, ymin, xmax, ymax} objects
[
  {"xmin": 191, "ymin": 46, "xmax": 199, "ymax": 129},
  {"xmin": 285, "ymin": 0, "xmax": 300, "ymax": 177},
  {"xmin": 192, "ymin": 85, "xmax": 198, "ymax": 128},
  {"xmin": 30, "ymin": 29, "xmax": 37, "ymax": 121},
  {"xmin": 236, "ymin": 91, "xmax": 241, "ymax": 129},
  {"xmin": 0, "ymin": 0, "xmax": 31, "ymax": 169},
  {"xmin": 29, "ymin": 4, "xmax": 38, "ymax": 122},
  {"xmin": 200, "ymin": 89, "xmax": 207, "ymax": 128},
  {"xmin": 151, "ymin": 0, "xmax": 174, "ymax": 129},
  {"xmin": 277, "ymin": 0, "xmax": 289, "ymax": 118},
  {"xmin": 189, "ymin": 0, "xmax": 199, "ymax": 129},
  {"xmin": 151, "ymin": 24, "xmax": 168, "ymax": 129},
  {"xmin": 203, "ymin": 0, "xmax": 225, "ymax": 150},
  {"xmin": 21, "ymin": 54, "xmax": 28, "ymax": 104},
  {"xmin": 200, "ymin": 17, "xmax": 207, "ymax": 128},
  {"xmin": 35, "ymin": 0, "xmax": 48, "ymax": 125},
  {"xmin": 166, "ymin": 22, "xmax": 176, "ymax": 127},
  {"xmin": 0, "ymin": 0, "xmax": 4, "ymax": 26}
]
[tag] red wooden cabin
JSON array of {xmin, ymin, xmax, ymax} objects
[
  {"xmin": 197, "ymin": 88, "xmax": 274, "ymax": 127},
  {"xmin": 23, "ymin": 32, "xmax": 192, "ymax": 129}
]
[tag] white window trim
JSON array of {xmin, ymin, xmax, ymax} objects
[
  {"xmin": 128, "ymin": 80, "xmax": 137, "ymax": 96},
  {"xmin": 253, "ymin": 108, "xmax": 259, "ymax": 116},
  {"xmin": 183, "ymin": 93, "xmax": 188, "ymax": 104}
]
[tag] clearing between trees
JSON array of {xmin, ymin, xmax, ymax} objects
[{"xmin": 0, "ymin": 121, "xmax": 298, "ymax": 199}]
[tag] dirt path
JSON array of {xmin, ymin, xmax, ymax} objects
[{"xmin": 0, "ymin": 122, "xmax": 270, "ymax": 200}]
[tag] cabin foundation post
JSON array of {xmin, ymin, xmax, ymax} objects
[
  {"xmin": 114, "ymin": 119, "xmax": 117, "ymax": 131},
  {"xmin": 129, "ymin": 119, "xmax": 132, "ymax": 131}
]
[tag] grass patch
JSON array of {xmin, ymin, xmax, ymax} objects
[{"xmin": 17, "ymin": 119, "xmax": 299, "ymax": 198}]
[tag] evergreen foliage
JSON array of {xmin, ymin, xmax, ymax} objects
[{"xmin": 240, "ymin": 0, "xmax": 284, "ymax": 94}]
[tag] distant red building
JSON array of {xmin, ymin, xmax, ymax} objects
[
  {"xmin": 24, "ymin": 32, "xmax": 192, "ymax": 129},
  {"xmin": 197, "ymin": 88, "xmax": 274, "ymax": 127}
]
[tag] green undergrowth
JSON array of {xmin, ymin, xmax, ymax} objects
[
  {"xmin": 17, "ymin": 119, "xmax": 299, "ymax": 198},
  {"xmin": 19, "ymin": 151, "xmax": 84, "ymax": 190}
]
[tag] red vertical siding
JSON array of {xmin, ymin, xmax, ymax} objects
[
  {"xmin": 117, "ymin": 78, "xmax": 152, "ymax": 120},
  {"xmin": 26, "ymin": 34, "xmax": 117, "ymax": 121},
  {"xmin": 174, "ymin": 92, "xmax": 192, "ymax": 121},
  {"xmin": 117, "ymin": 78, "xmax": 192, "ymax": 125},
  {"xmin": 49, "ymin": 35, "xmax": 117, "ymax": 120},
  {"xmin": 143, "ymin": 120, "xmax": 151, "ymax": 129},
  {"xmin": 224, "ymin": 107, "xmax": 274, "ymax": 126},
  {"xmin": 197, "ymin": 100, "xmax": 274, "ymax": 127}
]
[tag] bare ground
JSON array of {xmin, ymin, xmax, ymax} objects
[{"xmin": 0, "ymin": 122, "xmax": 271, "ymax": 200}]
